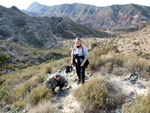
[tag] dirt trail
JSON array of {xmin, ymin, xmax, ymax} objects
[
  {"xmin": 51, "ymin": 70, "xmax": 149, "ymax": 113},
  {"xmin": 52, "ymin": 83, "xmax": 82, "ymax": 113}
]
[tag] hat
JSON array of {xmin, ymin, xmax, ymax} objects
[{"xmin": 54, "ymin": 73, "xmax": 60, "ymax": 79}]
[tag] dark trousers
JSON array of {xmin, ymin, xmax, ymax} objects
[
  {"xmin": 76, "ymin": 64, "xmax": 85, "ymax": 83},
  {"xmin": 52, "ymin": 82, "xmax": 64, "ymax": 91}
]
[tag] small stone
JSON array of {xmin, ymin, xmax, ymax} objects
[
  {"xmin": 88, "ymin": 73, "xmax": 93, "ymax": 76},
  {"xmin": 23, "ymin": 109, "xmax": 28, "ymax": 113},
  {"xmin": 19, "ymin": 98, "xmax": 23, "ymax": 101},
  {"xmin": 133, "ymin": 76, "xmax": 138, "ymax": 79},
  {"xmin": 130, "ymin": 78, "xmax": 136, "ymax": 82},
  {"xmin": 115, "ymin": 109, "xmax": 120, "ymax": 113},
  {"xmin": 126, "ymin": 98, "xmax": 131, "ymax": 102},
  {"xmin": 131, "ymin": 80, "xmax": 136, "ymax": 84},
  {"xmin": 16, "ymin": 107, "xmax": 21, "ymax": 112},
  {"xmin": 126, "ymin": 76, "xmax": 130, "ymax": 80},
  {"xmin": 143, "ymin": 78, "xmax": 147, "ymax": 81},
  {"xmin": 135, "ymin": 72, "xmax": 140, "ymax": 75},
  {"xmin": 136, "ymin": 82, "xmax": 142, "ymax": 84},
  {"xmin": 138, "ymin": 74, "xmax": 142, "ymax": 78},
  {"xmin": 122, "ymin": 78, "xmax": 126, "ymax": 81},
  {"xmin": 129, "ymin": 72, "xmax": 135, "ymax": 77},
  {"xmin": 4, "ymin": 105, "xmax": 11, "ymax": 112},
  {"xmin": 128, "ymin": 91, "xmax": 135, "ymax": 96},
  {"xmin": 58, "ymin": 104, "xmax": 63, "ymax": 109},
  {"xmin": 73, "ymin": 78, "xmax": 78, "ymax": 82}
]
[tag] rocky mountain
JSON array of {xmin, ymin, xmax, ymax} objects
[
  {"xmin": 0, "ymin": 5, "xmax": 109, "ymax": 48},
  {"xmin": 24, "ymin": 2, "xmax": 150, "ymax": 29}
]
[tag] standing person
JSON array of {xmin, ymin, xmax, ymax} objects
[
  {"xmin": 45, "ymin": 73, "xmax": 68, "ymax": 95},
  {"xmin": 71, "ymin": 38, "xmax": 89, "ymax": 84}
]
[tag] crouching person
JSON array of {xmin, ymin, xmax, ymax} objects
[{"xmin": 45, "ymin": 73, "xmax": 68, "ymax": 96}]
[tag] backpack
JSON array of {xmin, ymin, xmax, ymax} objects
[
  {"xmin": 65, "ymin": 66, "xmax": 73, "ymax": 73},
  {"xmin": 73, "ymin": 46, "xmax": 89, "ymax": 67}
]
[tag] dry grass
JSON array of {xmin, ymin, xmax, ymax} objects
[
  {"xmin": 28, "ymin": 86, "xmax": 52, "ymax": 106},
  {"xmin": 123, "ymin": 91, "xmax": 150, "ymax": 113},
  {"xmin": 12, "ymin": 81, "xmax": 32, "ymax": 100},
  {"xmin": 11, "ymin": 100, "xmax": 27, "ymax": 109},
  {"xmin": 29, "ymin": 100, "xmax": 56, "ymax": 113}
]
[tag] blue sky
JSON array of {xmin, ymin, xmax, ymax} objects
[{"xmin": 0, "ymin": 0, "xmax": 150, "ymax": 9}]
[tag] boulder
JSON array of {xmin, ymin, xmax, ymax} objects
[
  {"xmin": 128, "ymin": 91, "xmax": 135, "ymax": 97},
  {"xmin": 3, "ymin": 105, "xmax": 11, "ymax": 112},
  {"xmin": 131, "ymin": 80, "xmax": 136, "ymax": 84},
  {"xmin": 142, "ymin": 78, "xmax": 147, "ymax": 81},
  {"xmin": 130, "ymin": 78, "xmax": 137, "ymax": 82},
  {"xmin": 135, "ymin": 72, "xmax": 140, "ymax": 75},
  {"xmin": 129, "ymin": 72, "xmax": 135, "ymax": 77},
  {"xmin": 138, "ymin": 84, "xmax": 145, "ymax": 89}
]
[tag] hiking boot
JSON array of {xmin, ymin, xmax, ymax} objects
[{"xmin": 77, "ymin": 80, "xmax": 81, "ymax": 85}]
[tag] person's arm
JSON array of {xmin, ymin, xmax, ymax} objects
[
  {"xmin": 45, "ymin": 78, "xmax": 55, "ymax": 96},
  {"xmin": 62, "ymin": 77, "xmax": 68, "ymax": 90},
  {"xmin": 71, "ymin": 49, "xmax": 74, "ymax": 65},
  {"xmin": 81, "ymin": 46, "xmax": 89, "ymax": 66},
  {"xmin": 44, "ymin": 78, "xmax": 52, "ymax": 89},
  {"xmin": 71, "ymin": 56, "xmax": 73, "ymax": 65}
]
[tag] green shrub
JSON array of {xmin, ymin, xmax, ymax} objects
[
  {"xmin": 0, "ymin": 89, "xmax": 6, "ymax": 100},
  {"xmin": 0, "ymin": 54, "xmax": 7, "ymax": 65},
  {"xmin": 0, "ymin": 89, "xmax": 9, "ymax": 101},
  {"xmin": 123, "ymin": 92, "xmax": 150, "ymax": 113},
  {"xmin": 28, "ymin": 86, "xmax": 50, "ymax": 105},
  {"xmin": 11, "ymin": 100, "xmax": 26, "ymax": 109},
  {"xmin": 74, "ymin": 78, "xmax": 126, "ymax": 112}
]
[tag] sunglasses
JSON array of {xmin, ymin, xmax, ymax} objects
[{"xmin": 56, "ymin": 75, "xmax": 60, "ymax": 78}]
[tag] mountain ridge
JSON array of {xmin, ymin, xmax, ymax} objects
[{"xmin": 23, "ymin": 2, "xmax": 150, "ymax": 29}]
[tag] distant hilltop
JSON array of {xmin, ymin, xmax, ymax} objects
[{"xmin": 23, "ymin": 2, "xmax": 150, "ymax": 29}]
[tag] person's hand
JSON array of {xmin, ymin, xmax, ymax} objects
[
  {"xmin": 49, "ymin": 89, "xmax": 55, "ymax": 96},
  {"xmin": 62, "ymin": 86, "xmax": 66, "ymax": 90},
  {"xmin": 80, "ymin": 62, "xmax": 84, "ymax": 67},
  {"xmin": 71, "ymin": 62, "xmax": 73, "ymax": 66}
]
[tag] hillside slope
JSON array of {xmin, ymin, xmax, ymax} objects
[
  {"xmin": 0, "ymin": 5, "xmax": 109, "ymax": 48},
  {"xmin": 60, "ymin": 25, "xmax": 150, "ymax": 55},
  {"xmin": 0, "ymin": 40, "xmax": 70, "ymax": 75}
]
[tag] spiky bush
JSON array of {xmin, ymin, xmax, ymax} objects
[
  {"xmin": 28, "ymin": 86, "xmax": 51, "ymax": 106},
  {"xmin": 74, "ymin": 78, "xmax": 126, "ymax": 112}
]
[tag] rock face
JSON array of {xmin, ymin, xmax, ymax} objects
[
  {"xmin": 0, "ymin": 5, "xmax": 109, "ymax": 49},
  {"xmin": 24, "ymin": 2, "xmax": 150, "ymax": 29}
]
